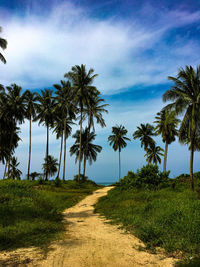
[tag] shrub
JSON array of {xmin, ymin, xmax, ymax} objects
[
  {"xmin": 37, "ymin": 176, "xmax": 46, "ymax": 185},
  {"xmin": 54, "ymin": 177, "xmax": 62, "ymax": 187},
  {"xmin": 119, "ymin": 165, "xmax": 170, "ymax": 190},
  {"xmin": 74, "ymin": 174, "xmax": 88, "ymax": 183}
]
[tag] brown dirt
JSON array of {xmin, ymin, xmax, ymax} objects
[{"xmin": 0, "ymin": 186, "xmax": 176, "ymax": 267}]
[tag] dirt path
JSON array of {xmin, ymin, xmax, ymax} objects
[{"xmin": 1, "ymin": 186, "xmax": 176, "ymax": 267}]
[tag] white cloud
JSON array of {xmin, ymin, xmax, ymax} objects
[{"xmin": 1, "ymin": 3, "xmax": 200, "ymax": 94}]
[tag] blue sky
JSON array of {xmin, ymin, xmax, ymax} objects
[{"xmin": 1, "ymin": 0, "xmax": 200, "ymax": 182}]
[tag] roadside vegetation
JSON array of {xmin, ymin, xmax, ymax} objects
[
  {"xmin": 95, "ymin": 166, "xmax": 200, "ymax": 264},
  {"xmin": 0, "ymin": 179, "xmax": 99, "ymax": 251}
]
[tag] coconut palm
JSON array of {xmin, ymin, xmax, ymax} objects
[
  {"xmin": 163, "ymin": 65, "xmax": 200, "ymax": 190},
  {"xmin": 5, "ymin": 84, "xmax": 26, "ymax": 175},
  {"xmin": 133, "ymin": 123, "xmax": 155, "ymax": 151},
  {"xmin": 65, "ymin": 64, "xmax": 99, "ymax": 183},
  {"xmin": 70, "ymin": 127, "xmax": 102, "ymax": 177},
  {"xmin": 83, "ymin": 96, "xmax": 109, "ymax": 131},
  {"xmin": 0, "ymin": 27, "xmax": 7, "ymax": 64},
  {"xmin": 9, "ymin": 157, "xmax": 22, "ymax": 180},
  {"xmin": 154, "ymin": 110, "xmax": 180, "ymax": 172},
  {"xmin": 35, "ymin": 89, "xmax": 55, "ymax": 180},
  {"xmin": 54, "ymin": 80, "xmax": 76, "ymax": 180},
  {"xmin": 108, "ymin": 125, "xmax": 130, "ymax": 181},
  {"xmin": 42, "ymin": 155, "xmax": 58, "ymax": 180},
  {"xmin": 144, "ymin": 143, "xmax": 164, "ymax": 165},
  {"xmin": 24, "ymin": 90, "xmax": 37, "ymax": 180},
  {"xmin": 53, "ymin": 114, "xmax": 74, "ymax": 179}
]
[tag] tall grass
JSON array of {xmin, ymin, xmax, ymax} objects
[
  {"xmin": 0, "ymin": 179, "xmax": 99, "ymax": 250},
  {"xmin": 95, "ymin": 181, "xmax": 200, "ymax": 259}
]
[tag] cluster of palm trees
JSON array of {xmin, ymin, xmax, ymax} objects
[
  {"xmin": 0, "ymin": 65, "xmax": 108, "ymax": 182},
  {"xmin": 108, "ymin": 65, "xmax": 200, "ymax": 191}
]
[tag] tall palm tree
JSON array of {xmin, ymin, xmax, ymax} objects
[
  {"xmin": 154, "ymin": 110, "xmax": 180, "ymax": 172},
  {"xmin": 83, "ymin": 96, "xmax": 109, "ymax": 131},
  {"xmin": 163, "ymin": 65, "xmax": 200, "ymax": 190},
  {"xmin": 53, "ymin": 115, "xmax": 74, "ymax": 179},
  {"xmin": 42, "ymin": 155, "xmax": 58, "ymax": 180},
  {"xmin": 0, "ymin": 27, "xmax": 7, "ymax": 64},
  {"xmin": 65, "ymin": 64, "xmax": 99, "ymax": 183},
  {"xmin": 108, "ymin": 125, "xmax": 130, "ymax": 181},
  {"xmin": 144, "ymin": 143, "xmax": 164, "ymax": 165},
  {"xmin": 70, "ymin": 127, "xmax": 102, "ymax": 177},
  {"xmin": 35, "ymin": 89, "xmax": 55, "ymax": 180},
  {"xmin": 82, "ymin": 96, "xmax": 108, "ymax": 174},
  {"xmin": 24, "ymin": 90, "xmax": 37, "ymax": 180},
  {"xmin": 9, "ymin": 157, "xmax": 22, "ymax": 180},
  {"xmin": 5, "ymin": 84, "xmax": 26, "ymax": 175},
  {"xmin": 54, "ymin": 80, "xmax": 76, "ymax": 181},
  {"xmin": 133, "ymin": 123, "xmax": 155, "ymax": 151}
]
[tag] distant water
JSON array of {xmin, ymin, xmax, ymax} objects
[{"xmin": 97, "ymin": 182, "xmax": 115, "ymax": 186}]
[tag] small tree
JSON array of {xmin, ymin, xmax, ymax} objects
[
  {"xmin": 42, "ymin": 155, "xmax": 58, "ymax": 180},
  {"xmin": 8, "ymin": 157, "xmax": 22, "ymax": 180}
]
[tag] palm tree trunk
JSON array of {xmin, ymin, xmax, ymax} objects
[
  {"xmin": 78, "ymin": 107, "xmax": 83, "ymax": 184},
  {"xmin": 63, "ymin": 118, "xmax": 67, "ymax": 181},
  {"xmin": 3, "ymin": 161, "xmax": 7, "ymax": 179},
  {"xmin": 27, "ymin": 117, "xmax": 31, "ymax": 180},
  {"xmin": 83, "ymin": 155, "xmax": 86, "ymax": 177},
  {"xmin": 45, "ymin": 124, "xmax": 49, "ymax": 181},
  {"xmin": 119, "ymin": 149, "xmax": 121, "ymax": 182},
  {"xmin": 57, "ymin": 133, "xmax": 63, "ymax": 179},
  {"xmin": 163, "ymin": 142, "xmax": 168, "ymax": 173},
  {"xmin": 190, "ymin": 140, "xmax": 194, "ymax": 191}
]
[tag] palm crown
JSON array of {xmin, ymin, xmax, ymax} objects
[
  {"xmin": 0, "ymin": 27, "xmax": 7, "ymax": 64},
  {"xmin": 133, "ymin": 123, "xmax": 155, "ymax": 151}
]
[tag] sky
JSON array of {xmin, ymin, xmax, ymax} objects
[{"xmin": 1, "ymin": 0, "xmax": 200, "ymax": 182}]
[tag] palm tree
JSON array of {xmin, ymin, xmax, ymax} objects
[
  {"xmin": 154, "ymin": 110, "xmax": 180, "ymax": 172},
  {"xmin": 9, "ymin": 157, "xmax": 22, "ymax": 180},
  {"xmin": 35, "ymin": 89, "xmax": 55, "ymax": 180},
  {"xmin": 82, "ymin": 96, "xmax": 108, "ymax": 174},
  {"xmin": 5, "ymin": 84, "xmax": 26, "ymax": 175},
  {"xmin": 54, "ymin": 80, "xmax": 76, "ymax": 181},
  {"xmin": 0, "ymin": 27, "xmax": 7, "ymax": 64},
  {"xmin": 144, "ymin": 143, "xmax": 164, "ymax": 165},
  {"xmin": 24, "ymin": 90, "xmax": 37, "ymax": 180},
  {"xmin": 42, "ymin": 155, "xmax": 58, "ymax": 180},
  {"xmin": 65, "ymin": 64, "xmax": 99, "ymax": 183},
  {"xmin": 70, "ymin": 127, "xmax": 102, "ymax": 177},
  {"xmin": 53, "ymin": 114, "xmax": 74, "ymax": 179},
  {"xmin": 83, "ymin": 96, "xmax": 109, "ymax": 131},
  {"xmin": 163, "ymin": 65, "xmax": 200, "ymax": 190},
  {"xmin": 133, "ymin": 123, "xmax": 155, "ymax": 151},
  {"xmin": 108, "ymin": 125, "xmax": 130, "ymax": 181}
]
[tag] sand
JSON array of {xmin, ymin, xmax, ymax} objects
[{"xmin": 0, "ymin": 186, "xmax": 176, "ymax": 267}]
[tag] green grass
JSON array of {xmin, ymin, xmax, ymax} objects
[
  {"xmin": 0, "ymin": 179, "xmax": 99, "ymax": 251},
  {"xmin": 95, "ymin": 182, "xmax": 200, "ymax": 260}
]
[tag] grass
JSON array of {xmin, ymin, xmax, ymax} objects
[
  {"xmin": 94, "ymin": 180, "xmax": 200, "ymax": 261},
  {"xmin": 0, "ymin": 179, "xmax": 99, "ymax": 251}
]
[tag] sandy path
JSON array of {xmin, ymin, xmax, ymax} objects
[
  {"xmin": 0, "ymin": 186, "xmax": 176, "ymax": 266},
  {"xmin": 29, "ymin": 186, "xmax": 175, "ymax": 267}
]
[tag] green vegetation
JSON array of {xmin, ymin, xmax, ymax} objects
[
  {"xmin": 95, "ymin": 168, "xmax": 200, "ymax": 261},
  {"xmin": 0, "ymin": 179, "xmax": 99, "ymax": 251}
]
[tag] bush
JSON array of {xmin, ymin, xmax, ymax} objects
[
  {"xmin": 37, "ymin": 176, "xmax": 46, "ymax": 185},
  {"xmin": 74, "ymin": 174, "xmax": 88, "ymax": 183},
  {"xmin": 119, "ymin": 165, "xmax": 170, "ymax": 190},
  {"xmin": 54, "ymin": 177, "xmax": 62, "ymax": 187}
]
